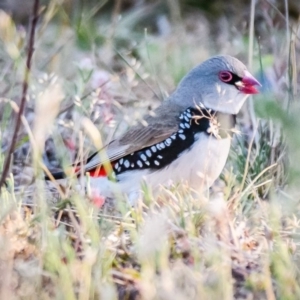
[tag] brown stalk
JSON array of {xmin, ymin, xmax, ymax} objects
[{"xmin": 0, "ymin": 0, "xmax": 40, "ymax": 190}]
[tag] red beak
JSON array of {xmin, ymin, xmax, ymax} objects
[{"xmin": 240, "ymin": 70, "xmax": 261, "ymax": 94}]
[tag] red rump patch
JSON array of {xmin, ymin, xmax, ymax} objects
[
  {"xmin": 75, "ymin": 163, "xmax": 115, "ymax": 177},
  {"xmin": 88, "ymin": 166, "xmax": 108, "ymax": 177}
]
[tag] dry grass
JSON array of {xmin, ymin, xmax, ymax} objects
[{"xmin": 0, "ymin": 1, "xmax": 300, "ymax": 299}]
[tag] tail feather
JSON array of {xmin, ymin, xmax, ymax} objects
[{"xmin": 45, "ymin": 171, "xmax": 66, "ymax": 180}]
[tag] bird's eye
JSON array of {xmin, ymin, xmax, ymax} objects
[{"xmin": 219, "ymin": 71, "xmax": 233, "ymax": 83}]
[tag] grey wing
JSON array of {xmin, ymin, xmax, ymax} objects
[{"xmin": 84, "ymin": 116, "xmax": 179, "ymax": 172}]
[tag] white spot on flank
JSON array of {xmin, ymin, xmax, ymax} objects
[
  {"xmin": 117, "ymin": 167, "xmax": 121, "ymax": 172},
  {"xmin": 171, "ymin": 134, "xmax": 176, "ymax": 140},
  {"xmin": 186, "ymin": 113, "xmax": 192, "ymax": 118},
  {"xmin": 179, "ymin": 134, "xmax": 186, "ymax": 140},
  {"xmin": 184, "ymin": 116, "xmax": 189, "ymax": 122},
  {"xmin": 124, "ymin": 160, "xmax": 130, "ymax": 168},
  {"xmin": 131, "ymin": 163, "xmax": 134, "ymax": 168},
  {"xmin": 159, "ymin": 143, "xmax": 165, "ymax": 149},
  {"xmin": 119, "ymin": 158, "xmax": 124, "ymax": 165},
  {"xmin": 145, "ymin": 161, "xmax": 150, "ymax": 166},
  {"xmin": 146, "ymin": 150, "xmax": 152, "ymax": 157},
  {"xmin": 115, "ymin": 162, "xmax": 119, "ymax": 169},
  {"xmin": 179, "ymin": 114, "xmax": 183, "ymax": 119},
  {"xmin": 178, "ymin": 129, "xmax": 184, "ymax": 133},
  {"xmin": 180, "ymin": 123, "xmax": 185, "ymax": 129},
  {"xmin": 185, "ymin": 123, "xmax": 190, "ymax": 129},
  {"xmin": 154, "ymin": 160, "xmax": 160, "ymax": 166},
  {"xmin": 140, "ymin": 154, "xmax": 147, "ymax": 161},
  {"xmin": 165, "ymin": 138, "xmax": 172, "ymax": 146},
  {"xmin": 156, "ymin": 144, "xmax": 161, "ymax": 150},
  {"xmin": 151, "ymin": 146, "xmax": 157, "ymax": 153},
  {"xmin": 157, "ymin": 155, "xmax": 163, "ymax": 159},
  {"xmin": 137, "ymin": 160, "xmax": 143, "ymax": 168}
]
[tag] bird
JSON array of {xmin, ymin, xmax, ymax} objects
[{"xmin": 48, "ymin": 55, "xmax": 261, "ymax": 205}]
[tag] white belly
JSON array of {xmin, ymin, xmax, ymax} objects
[
  {"xmin": 144, "ymin": 133, "xmax": 231, "ymax": 192},
  {"xmin": 89, "ymin": 133, "xmax": 231, "ymax": 203}
]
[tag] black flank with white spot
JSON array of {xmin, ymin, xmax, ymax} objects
[{"xmin": 113, "ymin": 107, "xmax": 221, "ymax": 177}]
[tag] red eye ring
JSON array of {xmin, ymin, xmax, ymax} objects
[{"xmin": 219, "ymin": 71, "xmax": 233, "ymax": 83}]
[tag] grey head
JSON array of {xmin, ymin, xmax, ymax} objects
[{"xmin": 170, "ymin": 55, "xmax": 261, "ymax": 115}]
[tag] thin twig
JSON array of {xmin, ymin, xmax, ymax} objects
[
  {"xmin": 57, "ymin": 79, "xmax": 111, "ymax": 116},
  {"xmin": 284, "ymin": 0, "xmax": 290, "ymax": 45},
  {"xmin": 247, "ymin": 0, "xmax": 257, "ymax": 138},
  {"xmin": 248, "ymin": 0, "xmax": 255, "ymax": 69},
  {"xmin": 114, "ymin": 47, "xmax": 160, "ymax": 100},
  {"xmin": 0, "ymin": 0, "xmax": 40, "ymax": 190},
  {"xmin": 263, "ymin": 0, "xmax": 300, "ymax": 41},
  {"xmin": 240, "ymin": 163, "xmax": 277, "ymax": 199},
  {"xmin": 240, "ymin": 123, "xmax": 258, "ymax": 192}
]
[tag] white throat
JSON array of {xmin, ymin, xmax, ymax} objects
[{"xmin": 202, "ymin": 83, "xmax": 249, "ymax": 115}]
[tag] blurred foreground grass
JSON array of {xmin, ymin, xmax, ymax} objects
[{"xmin": 0, "ymin": 1, "xmax": 300, "ymax": 299}]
